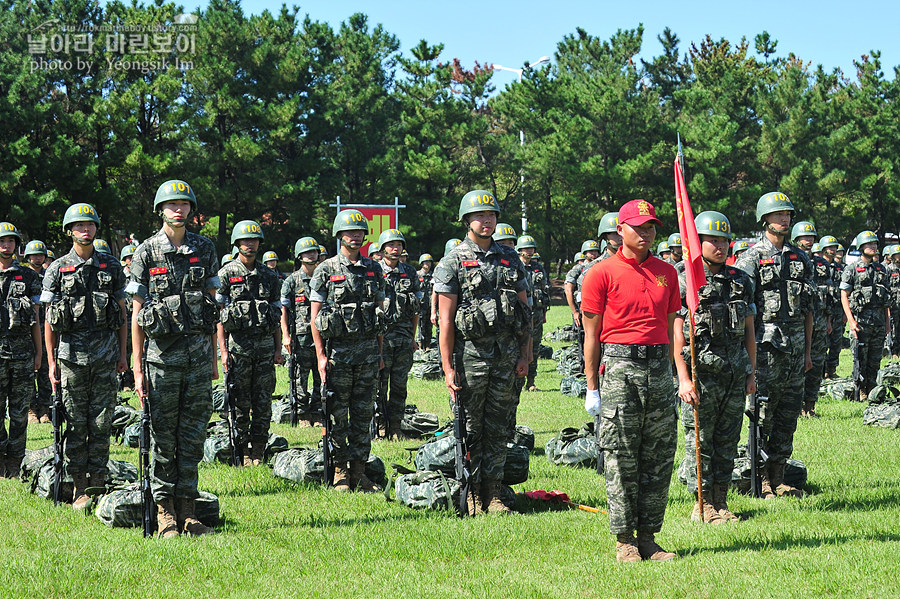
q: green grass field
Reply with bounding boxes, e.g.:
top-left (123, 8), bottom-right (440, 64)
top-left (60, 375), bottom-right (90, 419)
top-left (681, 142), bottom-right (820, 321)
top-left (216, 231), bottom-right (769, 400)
top-left (2, 305), bottom-right (898, 599)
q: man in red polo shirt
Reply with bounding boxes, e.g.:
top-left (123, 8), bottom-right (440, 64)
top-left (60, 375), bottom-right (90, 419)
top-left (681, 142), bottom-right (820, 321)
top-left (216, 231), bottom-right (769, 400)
top-left (582, 198), bottom-right (680, 563)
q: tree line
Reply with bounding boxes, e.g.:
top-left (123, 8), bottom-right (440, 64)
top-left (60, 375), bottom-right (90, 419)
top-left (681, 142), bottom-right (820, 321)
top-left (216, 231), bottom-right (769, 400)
top-left (2, 0), bottom-right (898, 269)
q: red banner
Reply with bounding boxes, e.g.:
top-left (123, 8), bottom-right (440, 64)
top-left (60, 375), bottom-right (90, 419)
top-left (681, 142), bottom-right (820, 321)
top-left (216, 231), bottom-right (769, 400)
top-left (675, 157), bottom-right (707, 313)
top-left (340, 208), bottom-right (396, 258)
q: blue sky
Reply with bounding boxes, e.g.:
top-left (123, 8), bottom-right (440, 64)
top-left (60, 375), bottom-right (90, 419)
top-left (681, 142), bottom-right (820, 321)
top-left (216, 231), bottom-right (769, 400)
top-left (183, 0), bottom-right (899, 89)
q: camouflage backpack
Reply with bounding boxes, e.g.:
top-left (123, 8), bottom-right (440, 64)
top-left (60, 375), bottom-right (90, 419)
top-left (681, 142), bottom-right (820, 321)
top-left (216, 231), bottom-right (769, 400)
top-left (510, 425), bottom-right (535, 451)
top-left (820, 377), bottom-right (855, 402)
top-left (554, 344), bottom-right (583, 376)
top-left (203, 430), bottom-right (288, 464)
top-left (22, 446), bottom-right (139, 503)
top-left (109, 404), bottom-right (141, 442)
top-left (560, 375), bottom-right (588, 398)
top-left (273, 448), bottom-right (386, 486)
top-left (122, 422), bottom-right (141, 448)
top-left (413, 434), bottom-right (530, 485)
top-left (411, 348), bottom-right (443, 380)
top-left (862, 403), bottom-right (900, 429)
top-left (720, 445), bottom-right (808, 494)
top-left (400, 404), bottom-right (441, 438)
top-left (876, 362), bottom-right (900, 387)
top-left (545, 423), bottom-right (600, 469)
top-left (545, 325), bottom-right (579, 342)
top-left (388, 469), bottom-right (518, 513)
top-left (537, 344), bottom-right (554, 359)
top-left (95, 486), bottom-right (220, 529)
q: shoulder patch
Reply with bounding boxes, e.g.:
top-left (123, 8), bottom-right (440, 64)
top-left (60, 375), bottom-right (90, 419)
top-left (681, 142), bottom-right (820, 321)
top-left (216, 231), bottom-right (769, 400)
top-left (760, 258), bottom-right (774, 265)
top-left (856, 267), bottom-right (866, 272)
top-left (189, 256), bottom-right (200, 263)
top-left (229, 276), bottom-right (244, 283)
top-left (500, 258), bottom-right (510, 266)
top-left (99, 263), bottom-right (107, 269)
top-left (149, 267), bottom-right (167, 275)
top-left (330, 275), bottom-right (346, 282)
top-left (462, 260), bottom-right (479, 267)
top-left (60, 265), bottom-right (76, 273)
top-left (788, 254), bottom-right (797, 259)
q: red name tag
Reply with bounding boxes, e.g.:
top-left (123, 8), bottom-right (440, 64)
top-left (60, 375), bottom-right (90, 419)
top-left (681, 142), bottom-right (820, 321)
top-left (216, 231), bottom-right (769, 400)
top-left (99, 263), bottom-right (107, 269)
top-left (366, 272), bottom-right (374, 276)
top-left (295, 295), bottom-right (306, 302)
top-left (60, 266), bottom-right (76, 273)
top-left (149, 267), bottom-right (167, 275)
top-left (500, 259), bottom-right (509, 265)
top-left (400, 273), bottom-right (407, 277)
top-left (462, 260), bottom-right (479, 267)
top-left (728, 269), bottom-right (736, 275)
top-left (190, 256), bottom-right (200, 263)
top-left (230, 276), bottom-right (244, 283)
top-left (759, 259), bottom-right (774, 265)
top-left (788, 254), bottom-right (797, 259)
top-left (330, 275), bottom-right (345, 282)
top-left (14, 275), bottom-right (22, 280)
top-left (857, 267), bottom-right (866, 272)
top-left (892, 273), bottom-right (898, 277)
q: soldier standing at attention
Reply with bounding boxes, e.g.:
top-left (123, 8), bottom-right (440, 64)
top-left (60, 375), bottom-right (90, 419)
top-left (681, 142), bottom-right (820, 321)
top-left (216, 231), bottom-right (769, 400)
top-left (735, 192), bottom-right (814, 500)
top-left (43, 206), bottom-right (128, 509)
top-left (673, 211), bottom-right (756, 524)
top-left (791, 222), bottom-right (830, 418)
top-left (415, 253), bottom-right (435, 350)
top-left (840, 231), bottom-right (890, 402)
top-left (657, 242), bottom-right (671, 261)
top-left (375, 229), bottom-right (420, 439)
top-left (281, 237), bottom-right (322, 427)
top-left (119, 244), bottom-right (138, 390)
top-left (217, 221), bottom-right (284, 465)
top-left (818, 236), bottom-right (845, 378)
top-left (564, 240), bottom-right (600, 328)
top-left (129, 180), bottom-right (220, 537)
top-left (23, 240), bottom-right (52, 424)
top-left (517, 235), bottom-right (550, 392)
top-left (0, 223), bottom-right (42, 479)
top-left (881, 245), bottom-right (900, 359)
top-left (665, 233), bottom-right (683, 267)
top-left (732, 241), bottom-right (750, 261)
top-left (581, 199), bottom-right (680, 562)
top-left (309, 209), bottom-right (385, 493)
top-left (429, 239), bottom-right (462, 343)
top-left (263, 251), bottom-right (285, 280)
top-left (434, 190), bottom-right (531, 514)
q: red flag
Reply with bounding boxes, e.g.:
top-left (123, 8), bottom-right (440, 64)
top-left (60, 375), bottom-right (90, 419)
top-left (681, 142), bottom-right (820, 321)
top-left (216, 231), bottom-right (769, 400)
top-left (675, 154), bottom-right (707, 313)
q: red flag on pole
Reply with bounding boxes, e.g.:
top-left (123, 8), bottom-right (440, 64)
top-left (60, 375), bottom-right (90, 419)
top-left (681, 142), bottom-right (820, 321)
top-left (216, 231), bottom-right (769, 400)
top-left (674, 147), bottom-right (707, 314)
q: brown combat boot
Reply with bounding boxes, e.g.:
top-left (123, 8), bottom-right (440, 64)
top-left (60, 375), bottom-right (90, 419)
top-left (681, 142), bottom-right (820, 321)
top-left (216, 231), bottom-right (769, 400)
top-left (712, 483), bottom-right (739, 522)
top-left (690, 491), bottom-right (726, 524)
top-left (39, 410), bottom-right (51, 424)
top-left (615, 533), bottom-right (642, 563)
top-left (770, 462), bottom-right (803, 498)
top-left (332, 462), bottom-right (351, 492)
top-left (464, 486), bottom-right (484, 516)
top-left (72, 473), bottom-right (91, 512)
top-left (157, 498), bottom-right (179, 538)
top-left (526, 378), bottom-right (538, 392)
top-left (349, 460), bottom-right (382, 493)
top-left (249, 438), bottom-right (266, 466)
top-left (801, 400), bottom-right (819, 418)
top-left (760, 464), bottom-right (776, 500)
top-left (636, 532), bottom-right (677, 561)
top-left (179, 498), bottom-right (215, 536)
top-left (482, 479), bottom-right (511, 514)
top-left (28, 410), bottom-right (40, 425)
top-left (387, 419), bottom-right (402, 441)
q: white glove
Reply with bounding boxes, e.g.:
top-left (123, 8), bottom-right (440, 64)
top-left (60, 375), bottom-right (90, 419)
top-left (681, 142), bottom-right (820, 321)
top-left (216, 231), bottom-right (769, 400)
top-left (585, 388), bottom-right (602, 417)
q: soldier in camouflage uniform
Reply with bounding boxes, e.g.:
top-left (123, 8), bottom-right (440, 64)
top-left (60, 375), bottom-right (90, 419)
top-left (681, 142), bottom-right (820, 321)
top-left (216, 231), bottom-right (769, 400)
top-left (819, 236), bottom-right (845, 378)
top-left (0, 223), bottom-right (43, 479)
top-left (435, 190), bottom-right (531, 515)
top-left (375, 229), bottom-right (420, 439)
top-left (517, 235), bottom-right (550, 392)
top-left (666, 233), bottom-right (683, 267)
top-left (673, 211), bottom-right (756, 524)
top-left (281, 236), bottom-right (322, 426)
top-left (581, 199), bottom-right (680, 562)
top-left (309, 209), bottom-right (385, 493)
top-left (416, 253), bottom-right (434, 350)
top-left (575, 213), bottom-right (622, 303)
top-left (657, 241), bottom-right (671, 261)
top-left (119, 244), bottom-right (138, 391)
top-left (732, 240), bottom-right (750, 261)
top-left (883, 245), bottom-right (900, 359)
top-left (129, 180), bottom-right (220, 537)
top-left (263, 250), bottom-right (285, 280)
top-left (735, 192), bottom-right (814, 500)
top-left (840, 231), bottom-right (890, 402)
top-left (23, 240), bottom-right (52, 424)
top-left (429, 239), bottom-right (462, 346)
top-left (216, 220), bottom-right (284, 465)
top-left (564, 240), bottom-right (600, 328)
top-left (791, 222), bottom-right (830, 418)
top-left (43, 205), bottom-right (128, 510)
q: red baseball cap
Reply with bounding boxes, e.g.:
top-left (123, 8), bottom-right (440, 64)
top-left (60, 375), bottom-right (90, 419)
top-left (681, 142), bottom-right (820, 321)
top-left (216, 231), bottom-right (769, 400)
top-left (618, 199), bottom-right (662, 227)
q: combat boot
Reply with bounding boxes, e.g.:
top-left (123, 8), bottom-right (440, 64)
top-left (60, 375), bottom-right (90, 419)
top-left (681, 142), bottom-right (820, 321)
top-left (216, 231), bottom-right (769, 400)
top-left (482, 479), bottom-right (511, 514)
top-left (760, 464), bottom-right (776, 500)
top-left (72, 473), bottom-right (91, 512)
top-left (349, 460), bottom-right (382, 493)
top-left (179, 498), bottom-right (215, 536)
top-left (387, 418), bottom-right (402, 441)
top-left (332, 462), bottom-right (351, 492)
top-left (249, 437), bottom-right (266, 466)
top-left (526, 377), bottom-right (538, 392)
top-left (463, 486), bottom-right (484, 516)
top-left (712, 483), bottom-right (739, 522)
top-left (690, 492), bottom-right (726, 524)
top-left (770, 462), bottom-right (803, 498)
top-left (636, 532), bottom-right (677, 561)
top-left (801, 400), bottom-right (819, 418)
top-left (376, 419), bottom-right (387, 439)
top-left (28, 409), bottom-right (40, 425)
top-left (157, 498), bottom-right (179, 538)
top-left (39, 410), bottom-right (51, 424)
top-left (615, 533), bottom-right (642, 563)
top-left (4, 456), bottom-right (21, 480)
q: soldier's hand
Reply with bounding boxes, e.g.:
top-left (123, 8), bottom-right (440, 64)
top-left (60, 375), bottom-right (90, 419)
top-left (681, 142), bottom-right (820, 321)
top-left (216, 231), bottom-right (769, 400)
top-left (220, 350), bottom-right (230, 373)
top-left (412, 339), bottom-right (419, 351)
top-left (746, 372), bottom-right (757, 395)
top-left (444, 368), bottom-right (461, 392)
top-left (515, 357), bottom-right (529, 378)
top-left (283, 340), bottom-right (291, 355)
top-left (34, 355), bottom-right (41, 372)
top-left (317, 354), bottom-right (328, 384)
top-left (116, 359), bottom-right (128, 374)
top-left (804, 353), bottom-right (813, 372)
top-left (573, 311), bottom-right (582, 327)
top-left (678, 377), bottom-right (698, 405)
top-left (274, 354), bottom-right (285, 366)
top-left (849, 319), bottom-right (860, 335)
top-left (134, 368), bottom-right (145, 403)
top-left (48, 361), bottom-right (59, 387)
top-left (430, 311), bottom-right (438, 326)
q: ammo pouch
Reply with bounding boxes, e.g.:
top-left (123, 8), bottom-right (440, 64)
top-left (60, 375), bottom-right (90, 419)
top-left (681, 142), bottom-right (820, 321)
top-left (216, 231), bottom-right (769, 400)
top-left (220, 299), bottom-right (278, 333)
top-left (314, 303), bottom-right (344, 339)
top-left (92, 291), bottom-right (124, 330)
top-left (47, 296), bottom-right (89, 333)
top-left (137, 292), bottom-right (218, 339)
top-left (294, 303), bottom-right (311, 336)
top-left (454, 301), bottom-right (490, 340)
top-left (7, 287), bottom-right (36, 333)
top-left (603, 343), bottom-right (667, 360)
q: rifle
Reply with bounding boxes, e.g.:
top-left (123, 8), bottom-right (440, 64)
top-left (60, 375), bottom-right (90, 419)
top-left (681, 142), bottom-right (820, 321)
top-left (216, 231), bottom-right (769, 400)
top-left (288, 309), bottom-right (299, 427)
top-left (450, 372), bottom-right (473, 516)
top-left (321, 340), bottom-right (334, 486)
top-left (745, 392), bottom-right (768, 498)
top-left (224, 354), bottom-right (243, 467)
top-left (851, 335), bottom-right (863, 402)
top-left (50, 352), bottom-right (64, 507)
top-left (138, 353), bottom-right (153, 538)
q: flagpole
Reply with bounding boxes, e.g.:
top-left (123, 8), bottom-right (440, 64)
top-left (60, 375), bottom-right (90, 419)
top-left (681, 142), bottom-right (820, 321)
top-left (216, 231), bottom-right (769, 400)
top-left (677, 134), bottom-right (705, 521)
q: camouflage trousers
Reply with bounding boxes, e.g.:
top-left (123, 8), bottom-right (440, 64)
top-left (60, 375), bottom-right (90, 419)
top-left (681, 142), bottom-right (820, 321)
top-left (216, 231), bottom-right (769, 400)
top-left (145, 360), bottom-right (213, 501)
top-left (31, 342), bottom-right (51, 413)
top-left (326, 358), bottom-right (377, 463)
top-left (0, 357), bottom-right (33, 473)
top-left (598, 353), bottom-right (677, 535)
top-left (455, 339), bottom-right (518, 483)
top-left (825, 312), bottom-right (845, 375)
top-left (681, 360), bottom-right (746, 493)
top-left (59, 358), bottom-right (116, 477)
top-left (292, 342), bottom-right (321, 416)
top-left (417, 309), bottom-right (433, 349)
top-left (757, 342), bottom-right (804, 465)
top-left (891, 308), bottom-right (900, 356)
top-left (377, 334), bottom-right (414, 423)
top-left (852, 325), bottom-right (886, 396)
top-left (803, 318), bottom-right (829, 404)
top-left (231, 352), bottom-right (276, 451)
top-left (527, 319), bottom-right (544, 380)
